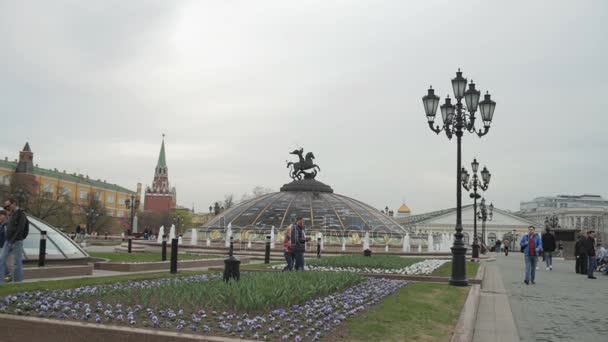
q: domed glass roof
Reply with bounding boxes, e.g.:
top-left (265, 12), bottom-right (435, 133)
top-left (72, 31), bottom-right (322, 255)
top-left (22, 215), bottom-right (88, 260)
top-left (204, 180), bottom-right (409, 234)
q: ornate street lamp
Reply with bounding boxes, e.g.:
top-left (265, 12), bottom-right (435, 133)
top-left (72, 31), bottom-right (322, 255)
top-left (125, 195), bottom-right (140, 236)
top-left (478, 198), bottom-right (494, 248)
top-left (462, 159), bottom-right (491, 260)
top-left (422, 69), bottom-right (496, 286)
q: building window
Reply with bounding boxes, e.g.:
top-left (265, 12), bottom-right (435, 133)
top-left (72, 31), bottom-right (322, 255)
top-left (79, 190), bottom-right (88, 200)
top-left (94, 192), bottom-right (101, 200)
top-left (43, 183), bottom-right (54, 193)
top-left (117, 210), bottom-right (124, 218)
top-left (1, 175), bottom-right (10, 186)
top-left (62, 186), bottom-right (71, 196)
top-left (118, 197), bottom-right (125, 205)
top-left (107, 194), bottom-right (115, 204)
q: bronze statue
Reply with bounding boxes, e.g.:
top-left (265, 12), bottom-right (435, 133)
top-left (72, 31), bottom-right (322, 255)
top-left (286, 148), bottom-right (321, 180)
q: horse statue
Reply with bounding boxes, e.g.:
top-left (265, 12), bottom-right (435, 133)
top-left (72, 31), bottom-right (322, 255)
top-left (286, 148), bottom-right (321, 180)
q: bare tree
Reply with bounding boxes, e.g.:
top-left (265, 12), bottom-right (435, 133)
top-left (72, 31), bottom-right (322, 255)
top-left (80, 192), bottom-right (111, 233)
top-left (0, 175), bottom-right (74, 227)
top-left (223, 194), bottom-right (235, 210)
top-left (240, 186), bottom-right (274, 202)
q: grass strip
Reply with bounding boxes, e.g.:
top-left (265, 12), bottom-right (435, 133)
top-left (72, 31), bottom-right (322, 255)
top-left (432, 261), bottom-right (480, 278)
top-left (88, 252), bottom-right (221, 263)
top-left (332, 282), bottom-right (469, 341)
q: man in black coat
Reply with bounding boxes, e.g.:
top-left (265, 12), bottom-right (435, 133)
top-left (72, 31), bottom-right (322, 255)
top-left (541, 228), bottom-right (556, 271)
top-left (0, 198), bottom-right (28, 283)
top-left (575, 234), bottom-right (587, 274)
top-left (582, 231), bottom-right (597, 279)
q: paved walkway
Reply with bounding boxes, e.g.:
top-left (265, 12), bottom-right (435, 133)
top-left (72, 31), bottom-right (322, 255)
top-left (495, 253), bottom-right (608, 341)
top-left (473, 259), bottom-right (520, 342)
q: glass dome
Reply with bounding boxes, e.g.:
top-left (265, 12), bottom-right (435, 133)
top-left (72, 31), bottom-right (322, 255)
top-left (22, 215), bottom-right (88, 260)
top-left (204, 180), bottom-right (409, 235)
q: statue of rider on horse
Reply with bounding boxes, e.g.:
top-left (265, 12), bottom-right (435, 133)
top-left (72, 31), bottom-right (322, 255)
top-left (286, 148), bottom-right (321, 180)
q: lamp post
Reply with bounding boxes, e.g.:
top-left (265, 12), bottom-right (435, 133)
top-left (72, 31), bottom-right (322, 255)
top-left (461, 159), bottom-right (491, 260)
top-left (478, 198), bottom-right (494, 250)
top-left (422, 69), bottom-right (496, 286)
top-left (125, 195), bottom-right (140, 236)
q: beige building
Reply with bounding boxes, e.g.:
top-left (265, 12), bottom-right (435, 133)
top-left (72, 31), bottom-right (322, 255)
top-left (0, 143), bottom-right (137, 219)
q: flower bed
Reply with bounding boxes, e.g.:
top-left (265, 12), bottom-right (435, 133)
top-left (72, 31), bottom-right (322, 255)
top-left (271, 258), bottom-right (449, 275)
top-left (0, 272), bottom-right (408, 341)
top-left (307, 255), bottom-right (424, 269)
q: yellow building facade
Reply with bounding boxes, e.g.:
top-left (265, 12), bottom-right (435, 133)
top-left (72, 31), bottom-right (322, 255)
top-left (0, 143), bottom-right (137, 219)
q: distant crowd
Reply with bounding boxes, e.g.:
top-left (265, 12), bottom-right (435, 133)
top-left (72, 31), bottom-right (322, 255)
top-left (513, 226), bottom-right (606, 285)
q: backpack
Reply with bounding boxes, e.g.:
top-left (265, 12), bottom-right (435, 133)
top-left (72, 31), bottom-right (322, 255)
top-left (289, 225), bottom-right (303, 250)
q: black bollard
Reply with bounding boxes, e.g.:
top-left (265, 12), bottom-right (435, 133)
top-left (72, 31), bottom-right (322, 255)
top-left (317, 237), bottom-right (321, 258)
top-left (128, 237), bottom-right (132, 253)
top-left (104, 231), bottom-right (108, 240)
top-left (38, 231), bottom-right (47, 267)
top-left (264, 235), bottom-right (271, 264)
top-left (229, 236), bottom-right (234, 256)
top-left (170, 238), bottom-right (178, 274)
top-left (161, 234), bottom-right (168, 261)
top-left (223, 236), bottom-right (240, 282)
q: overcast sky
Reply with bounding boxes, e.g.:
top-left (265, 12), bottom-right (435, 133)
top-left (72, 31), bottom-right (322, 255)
top-left (1, 0), bottom-right (607, 214)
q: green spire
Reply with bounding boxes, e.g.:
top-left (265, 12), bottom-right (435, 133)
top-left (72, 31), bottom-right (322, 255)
top-left (157, 137), bottom-right (167, 168)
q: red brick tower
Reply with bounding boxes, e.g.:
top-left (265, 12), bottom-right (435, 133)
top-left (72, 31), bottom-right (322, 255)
top-left (144, 137), bottom-right (176, 212)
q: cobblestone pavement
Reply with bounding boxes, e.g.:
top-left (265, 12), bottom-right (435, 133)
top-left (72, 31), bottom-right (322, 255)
top-left (496, 254), bottom-right (608, 341)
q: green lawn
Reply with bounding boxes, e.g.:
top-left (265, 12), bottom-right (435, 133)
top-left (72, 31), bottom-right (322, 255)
top-left (88, 252), bottom-right (221, 263)
top-left (432, 261), bottom-right (481, 278)
top-left (307, 255), bottom-right (424, 269)
top-left (0, 270), bottom-right (212, 296)
top-left (331, 282), bottom-right (469, 341)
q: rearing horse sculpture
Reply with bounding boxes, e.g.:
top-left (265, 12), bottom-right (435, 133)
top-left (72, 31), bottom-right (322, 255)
top-left (286, 148), bottom-right (321, 180)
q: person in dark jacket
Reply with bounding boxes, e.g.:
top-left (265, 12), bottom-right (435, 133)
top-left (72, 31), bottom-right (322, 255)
top-left (541, 228), bottom-right (557, 271)
top-left (0, 198), bottom-right (28, 283)
top-left (582, 231), bottom-right (597, 279)
top-left (290, 217), bottom-right (308, 271)
top-left (575, 234), bottom-right (587, 274)
top-left (0, 210), bottom-right (9, 281)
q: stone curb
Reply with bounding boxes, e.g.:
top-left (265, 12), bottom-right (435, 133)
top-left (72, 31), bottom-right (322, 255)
top-left (450, 284), bottom-right (481, 342)
top-left (23, 264), bottom-right (94, 280)
top-left (0, 313), bottom-right (254, 342)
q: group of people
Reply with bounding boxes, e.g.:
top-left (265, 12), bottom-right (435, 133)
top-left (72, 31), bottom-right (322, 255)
top-left (282, 216), bottom-right (309, 271)
top-left (575, 230), bottom-right (607, 277)
top-left (519, 225), bottom-right (605, 284)
top-left (0, 198), bottom-right (28, 284)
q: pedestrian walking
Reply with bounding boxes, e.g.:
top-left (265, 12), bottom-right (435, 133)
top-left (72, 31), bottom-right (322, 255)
top-left (282, 226), bottom-right (295, 271)
top-left (0, 198), bottom-right (29, 284)
top-left (575, 233), bottom-right (588, 274)
top-left (503, 239), bottom-right (509, 256)
top-left (495, 239), bottom-right (502, 254)
top-left (582, 231), bottom-right (597, 279)
top-left (0, 210), bottom-right (13, 282)
top-left (520, 226), bottom-right (542, 285)
top-left (541, 227), bottom-right (556, 271)
top-left (290, 216), bottom-right (308, 271)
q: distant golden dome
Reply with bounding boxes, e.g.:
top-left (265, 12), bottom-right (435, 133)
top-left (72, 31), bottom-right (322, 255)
top-left (398, 203), bottom-right (411, 213)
